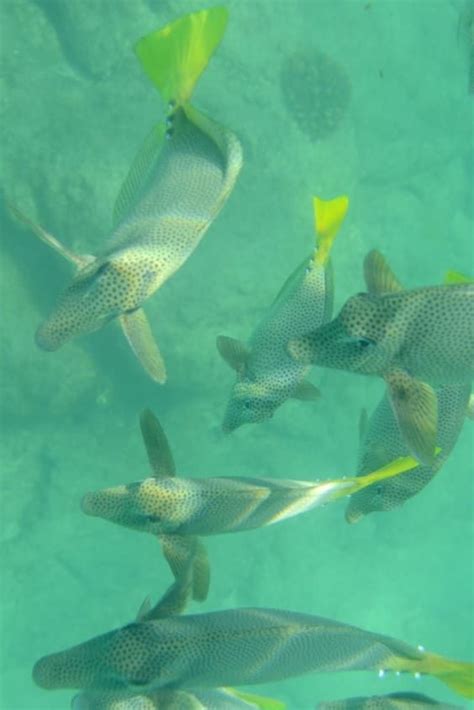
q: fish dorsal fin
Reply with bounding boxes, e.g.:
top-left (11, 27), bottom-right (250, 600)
top-left (312, 194), bottom-right (349, 267)
top-left (291, 380), bottom-right (320, 401)
top-left (134, 7), bottom-right (228, 106)
top-left (113, 123), bottom-right (166, 228)
top-left (358, 408), bottom-right (369, 443)
top-left (139, 571), bottom-right (193, 621)
top-left (8, 202), bottom-right (93, 270)
top-left (119, 309), bottom-right (167, 384)
top-left (136, 595), bottom-right (152, 621)
top-left (216, 335), bottom-right (249, 373)
top-left (385, 369), bottom-right (438, 465)
top-left (139, 409), bottom-right (176, 477)
top-left (444, 269), bottom-right (474, 284)
top-left (363, 250), bottom-right (403, 295)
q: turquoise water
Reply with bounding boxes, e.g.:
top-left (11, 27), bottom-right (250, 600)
top-left (0, 1), bottom-right (473, 708)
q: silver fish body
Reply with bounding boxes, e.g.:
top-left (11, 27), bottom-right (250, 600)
top-left (33, 607), bottom-right (426, 692)
top-left (81, 475), bottom-right (343, 537)
top-left (292, 284), bottom-right (474, 385)
top-left (37, 108), bottom-right (242, 352)
top-left (346, 383), bottom-right (472, 521)
top-left (220, 255), bottom-right (331, 431)
top-left (317, 691), bottom-right (461, 709)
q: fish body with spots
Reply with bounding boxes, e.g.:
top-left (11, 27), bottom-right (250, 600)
top-left (289, 251), bottom-right (474, 464)
top-left (12, 8), bottom-right (242, 382)
top-left (33, 608), bottom-right (473, 698)
top-left (217, 196), bottom-right (348, 431)
top-left (82, 441), bottom-right (418, 537)
top-left (317, 691), bottom-right (461, 709)
top-left (346, 383), bottom-right (472, 522)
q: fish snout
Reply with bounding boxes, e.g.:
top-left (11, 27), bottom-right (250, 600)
top-left (33, 654), bottom-right (67, 689)
top-left (81, 492), bottom-right (102, 517)
top-left (35, 321), bottom-right (63, 351)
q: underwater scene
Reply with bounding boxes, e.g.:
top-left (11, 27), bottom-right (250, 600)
top-left (1, 0), bottom-right (473, 708)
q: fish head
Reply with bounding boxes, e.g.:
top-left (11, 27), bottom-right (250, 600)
top-left (81, 479), bottom-right (191, 535)
top-left (222, 379), bottom-right (281, 432)
top-left (290, 293), bottom-right (394, 375)
top-left (33, 623), bottom-right (169, 692)
top-left (346, 443), bottom-right (414, 522)
top-left (36, 250), bottom-right (159, 350)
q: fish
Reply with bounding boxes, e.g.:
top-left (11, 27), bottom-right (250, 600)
top-left (81, 410), bottom-right (419, 540)
top-left (72, 687), bottom-right (284, 709)
top-left (317, 691), bottom-right (462, 709)
top-left (126, 409), bottom-right (210, 607)
top-left (10, 7), bottom-right (242, 383)
top-left (345, 261), bottom-right (473, 521)
top-left (288, 250), bottom-right (474, 464)
top-left (345, 382), bottom-right (472, 522)
top-left (32, 607), bottom-right (473, 699)
top-left (217, 195), bottom-right (348, 431)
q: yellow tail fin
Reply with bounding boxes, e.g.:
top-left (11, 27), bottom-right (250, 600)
top-left (387, 651), bottom-right (474, 700)
top-left (313, 195), bottom-right (349, 267)
top-left (226, 688), bottom-right (286, 709)
top-left (327, 455), bottom-right (420, 503)
top-left (134, 7), bottom-right (228, 106)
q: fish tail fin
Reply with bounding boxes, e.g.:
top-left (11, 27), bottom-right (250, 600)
top-left (335, 455), bottom-right (419, 500)
top-left (312, 195), bottom-right (349, 267)
top-left (444, 269), bottom-right (474, 284)
top-left (134, 7), bottom-right (228, 106)
top-left (412, 653), bottom-right (474, 700)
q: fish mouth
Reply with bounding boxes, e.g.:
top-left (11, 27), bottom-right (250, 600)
top-left (345, 506), bottom-right (363, 524)
top-left (35, 323), bottom-right (62, 351)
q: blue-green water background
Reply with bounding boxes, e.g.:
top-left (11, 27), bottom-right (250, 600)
top-left (0, 1), bottom-right (473, 708)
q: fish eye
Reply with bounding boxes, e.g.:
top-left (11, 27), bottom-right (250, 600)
top-left (374, 484), bottom-right (383, 496)
top-left (357, 337), bottom-right (376, 349)
top-left (244, 400), bottom-right (252, 410)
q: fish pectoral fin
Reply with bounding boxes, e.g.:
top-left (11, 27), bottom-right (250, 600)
top-left (8, 201), bottom-right (92, 270)
top-left (363, 250), bottom-right (403, 295)
top-left (216, 335), bottom-right (250, 373)
top-left (290, 380), bottom-right (321, 401)
top-left (119, 308), bottom-right (167, 384)
top-left (139, 409), bottom-right (176, 477)
top-left (160, 534), bottom-right (210, 603)
top-left (385, 369), bottom-right (438, 465)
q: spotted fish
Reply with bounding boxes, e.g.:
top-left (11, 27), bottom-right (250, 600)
top-left (11, 7), bottom-right (242, 382)
top-left (217, 195), bottom-right (348, 431)
top-left (82, 410), bottom-right (419, 541)
top-left (33, 607), bottom-right (473, 699)
top-left (289, 250), bottom-right (474, 464)
top-left (317, 691), bottom-right (461, 709)
top-left (72, 687), bottom-right (284, 710)
top-left (346, 384), bottom-right (472, 522)
top-left (345, 262), bottom-right (473, 521)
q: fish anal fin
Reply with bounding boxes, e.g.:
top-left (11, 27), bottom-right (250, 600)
top-left (291, 380), bottom-right (320, 401)
top-left (364, 250), bottom-right (403, 295)
top-left (8, 202), bottom-right (92, 270)
top-left (139, 409), bottom-right (176, 477)
top-left (385, 369), bottom-right (438, 465)
top-left (119, 308), bottom-right (166, 384)
top-left (216, 335), bottom-right (249, 373)
top-left (312, 194), bottom-right (349, 267)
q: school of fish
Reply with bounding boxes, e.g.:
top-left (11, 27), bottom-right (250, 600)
top-left (7, 5), bottom-right (472, 710)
